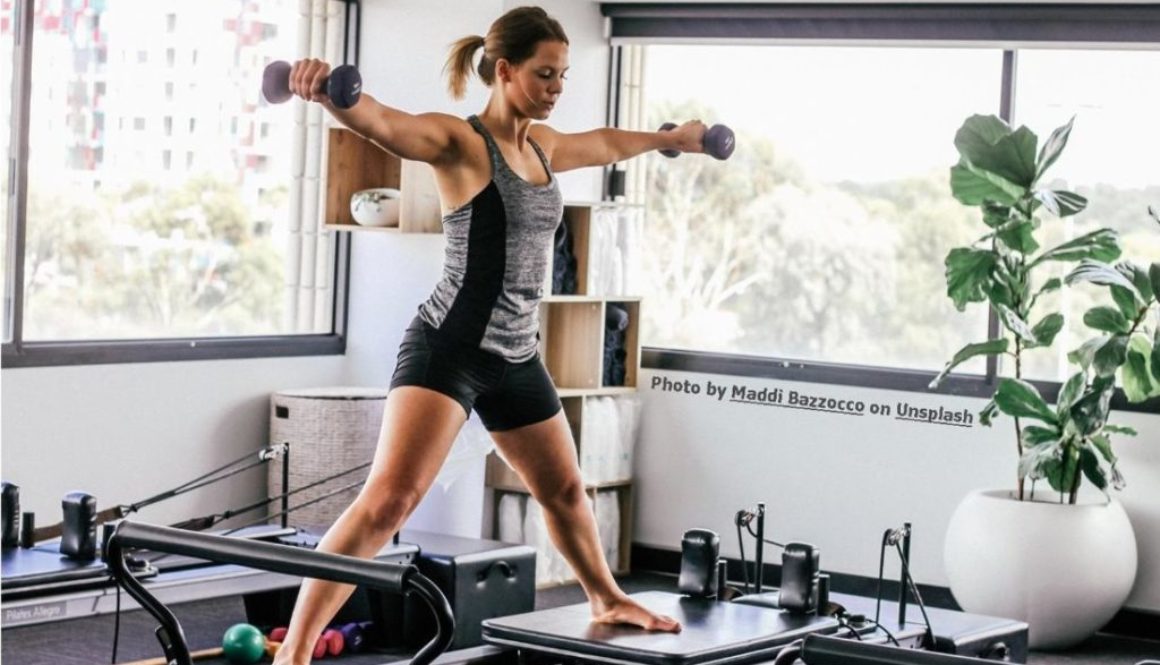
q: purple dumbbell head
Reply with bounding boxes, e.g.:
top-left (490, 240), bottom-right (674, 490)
top-left (262, 60), bottom-right (293, 104)
top-left (704, 124), bottom-right (735, 160)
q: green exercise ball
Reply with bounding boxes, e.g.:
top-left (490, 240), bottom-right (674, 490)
top-left (222, 623), bottom-right (266, 664)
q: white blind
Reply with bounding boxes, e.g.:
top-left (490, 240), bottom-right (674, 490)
top-left (286, 0), bottom-right (344, 333)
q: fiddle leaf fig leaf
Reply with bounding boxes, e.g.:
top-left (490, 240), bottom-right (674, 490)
top-left (1029, 313), bottom-right (1064, 348)
top-left (1022, 425), bottom-right (1061, 447)
top-left (1035, 116), bottom-right (1074, 182)
top-left (1103, 424), bottom-right (1138, 437)
top-left (1066, 260), bottom-right (1142, 301)
top-left (979, 399), bottom-right (1000, 427)
top-left (982, 203), bottom-right (1013, 229)
top-left (1111, 285), bottom-right (1142, 321)
top-left (945, 248), bottom-right (997, 311)
top-left (1123, 334), bottom-right (1160, 403)
top-left (1070, 376), bottom-right (1115, 436)
top-left (1034, 230), bottom-right (1121, 267)
top-left (1118, 262), bottom-right (1154, 303)
top-left (929, 338), bottom-right (1009, 389)
top-left (994, 378), bottom-right (1058, 425)
top-left (1069, 336), bottom-right (1107, 371)
top-left (1091, 434), bottom-right (1116, 464)
top-left (1084, 306), bottom-right (1131, 334)
top-left (996, 220), bottom-right (1039, 254)
top-left (1153, 327), bottom-right (1160, 383)
top-left (1019, 443), bottom-right (1058, 480)
top-left (996, 304), bottom-right (1038, 344)
top-left (1056, 371), bottom-right (1086, 415)
top-left (1034, 189), bottom-right (1088, 218)
top-left (951, 161), bottom-right (1024, 206)
top-left (1080, 446), bottom-right (1108, 492)
top-left (1094, 335), bottom-right (1130, 378)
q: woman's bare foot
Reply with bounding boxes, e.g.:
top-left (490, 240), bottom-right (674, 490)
top-left (592, 594), bottom-right (682, 632)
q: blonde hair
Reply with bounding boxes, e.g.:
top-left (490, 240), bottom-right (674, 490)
top-left (444, 6), bottom-right (569, 100)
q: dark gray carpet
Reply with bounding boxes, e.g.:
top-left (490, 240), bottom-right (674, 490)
top-left (3, 572), bottom-right (1156, 664)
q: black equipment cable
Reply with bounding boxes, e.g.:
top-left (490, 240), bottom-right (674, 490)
top-left (168, 459), bottom-right (371, 531)
top-left (746, 521), bottom-right (786, 549)
top-left (735, 520), bottom-right (751, 594)
top-left (894, 540), bottom-right (935, 649)
top-left (110, 578), bottom-right (122, 663)
top-left (144, 479), bottom-right (365, 565)
top-left (129, 444), bottom-right (285, 513)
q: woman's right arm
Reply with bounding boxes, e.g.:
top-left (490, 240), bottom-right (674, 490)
top-left (290, 59), bottom-right (462, 166)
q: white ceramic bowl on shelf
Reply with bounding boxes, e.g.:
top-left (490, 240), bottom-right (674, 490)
top-left (350, 187), bottom-right (401, 227)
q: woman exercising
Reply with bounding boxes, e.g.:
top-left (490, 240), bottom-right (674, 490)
top-left (275, 7), bottom-right (711, 662)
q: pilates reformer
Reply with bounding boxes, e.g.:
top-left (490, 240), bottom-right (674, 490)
top-left (102, 518), bottom-right (1028, 665)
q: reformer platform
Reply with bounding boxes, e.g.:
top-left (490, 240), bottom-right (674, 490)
top-left (483, 591), bottom-right (840, 665)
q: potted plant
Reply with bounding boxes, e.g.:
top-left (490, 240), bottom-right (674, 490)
top-left (930, 114), bottom-right (1159, 649)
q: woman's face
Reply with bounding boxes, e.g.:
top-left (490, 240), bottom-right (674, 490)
top-left (504, 40), bottom-right (569, 119)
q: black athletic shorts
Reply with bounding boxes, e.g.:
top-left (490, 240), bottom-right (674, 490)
top-left (389, 316), bottom-right (563, 432)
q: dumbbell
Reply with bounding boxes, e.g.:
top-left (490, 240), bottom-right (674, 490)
top-left (658, 122), bottom-right (736, 160)
top-left (262, 60), bottom-right (362, 110)
top-left (270, 627), bottom-right (344, 659)
top-left (337, 621), bottom-right (370, 653)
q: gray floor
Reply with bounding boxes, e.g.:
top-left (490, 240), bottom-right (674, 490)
top-left (2, 572), bottom-right (1157, 664)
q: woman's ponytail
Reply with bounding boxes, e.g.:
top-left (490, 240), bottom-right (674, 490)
top-left (444, 35), bottom-right (486, 100)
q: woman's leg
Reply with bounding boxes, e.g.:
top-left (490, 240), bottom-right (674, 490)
top-left (490, 411), bottom-right (681, 633)
top-left (273, 386), bottom-right (468, 664)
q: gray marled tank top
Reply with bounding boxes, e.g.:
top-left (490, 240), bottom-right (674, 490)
top-left (417, 115), bottom-right (564, 362)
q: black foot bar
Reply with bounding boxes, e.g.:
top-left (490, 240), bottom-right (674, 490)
top-left (105, 520), bottom-right (455, 665)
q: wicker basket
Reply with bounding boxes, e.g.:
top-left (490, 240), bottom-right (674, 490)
top-left (267, 387), bottom-right (389, 530)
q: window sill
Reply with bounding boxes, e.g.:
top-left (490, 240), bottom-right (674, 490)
top-left (642, 347), bottom-right (1160, 415)
top-left (2, 334), bottom-right (345, 368)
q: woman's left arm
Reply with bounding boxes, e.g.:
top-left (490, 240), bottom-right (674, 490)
top-left (531, 121), bottom-right (705, 173)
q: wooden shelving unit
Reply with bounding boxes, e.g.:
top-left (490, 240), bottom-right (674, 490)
top-left (323, 127), bottom-right (441, 234)
top-left (484, 201), bottom-right (644, 582)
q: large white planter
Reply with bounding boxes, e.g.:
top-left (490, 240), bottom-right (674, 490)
top-left (944, 489), bottom-right (1137, 650)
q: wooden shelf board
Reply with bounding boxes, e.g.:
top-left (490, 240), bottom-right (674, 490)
top-left (543, 295), bottom-right (643, 303)
top-left (324, 223), bottom-right (402, 233)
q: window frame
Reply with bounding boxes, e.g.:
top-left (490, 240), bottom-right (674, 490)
top-left (2, 0), bottom-right (362, 368)
top-left (603, 2), bottom-right (1160, 415)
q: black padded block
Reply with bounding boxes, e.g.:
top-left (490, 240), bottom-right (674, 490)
top-left (482, 591), bottom-right (839, 665)
top-left (398, 530), bottom-right (536, 649)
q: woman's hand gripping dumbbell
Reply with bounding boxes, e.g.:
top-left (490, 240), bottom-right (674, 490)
top-left (658, 121), bottom-right (736, 160)
top-left (262, 59), bottom-right (362, 109)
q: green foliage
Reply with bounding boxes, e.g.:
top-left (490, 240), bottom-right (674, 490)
top-left (935, 114), bottom-right (1158, 503)
top-left (22, 175), bottom-right (283, 338)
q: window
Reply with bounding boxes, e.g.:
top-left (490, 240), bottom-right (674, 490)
top-left (1, 3), bottom-right (12, 338)
top-left (4, 0), bottom-right (352, 365)
top-left (627, 45), bottom-right (998, 372)
top-left (609, 4), bottom-right (1160, 402)
top-left (1012, 49), bottom-right (1160, 381)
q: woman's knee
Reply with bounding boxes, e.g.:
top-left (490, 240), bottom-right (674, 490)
top-left (358, 486), bottom-right (424, 533)
top-left (540, 477), bottom-right (589, 515)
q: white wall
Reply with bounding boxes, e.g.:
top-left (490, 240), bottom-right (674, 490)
top-left (1, 357), bottom-right (344, 527)
top-left (634, 368), bottom-right (1160, 611)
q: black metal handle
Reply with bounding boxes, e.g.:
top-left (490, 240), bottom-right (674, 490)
top-left (106, 520), bottom-right (455, 665)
